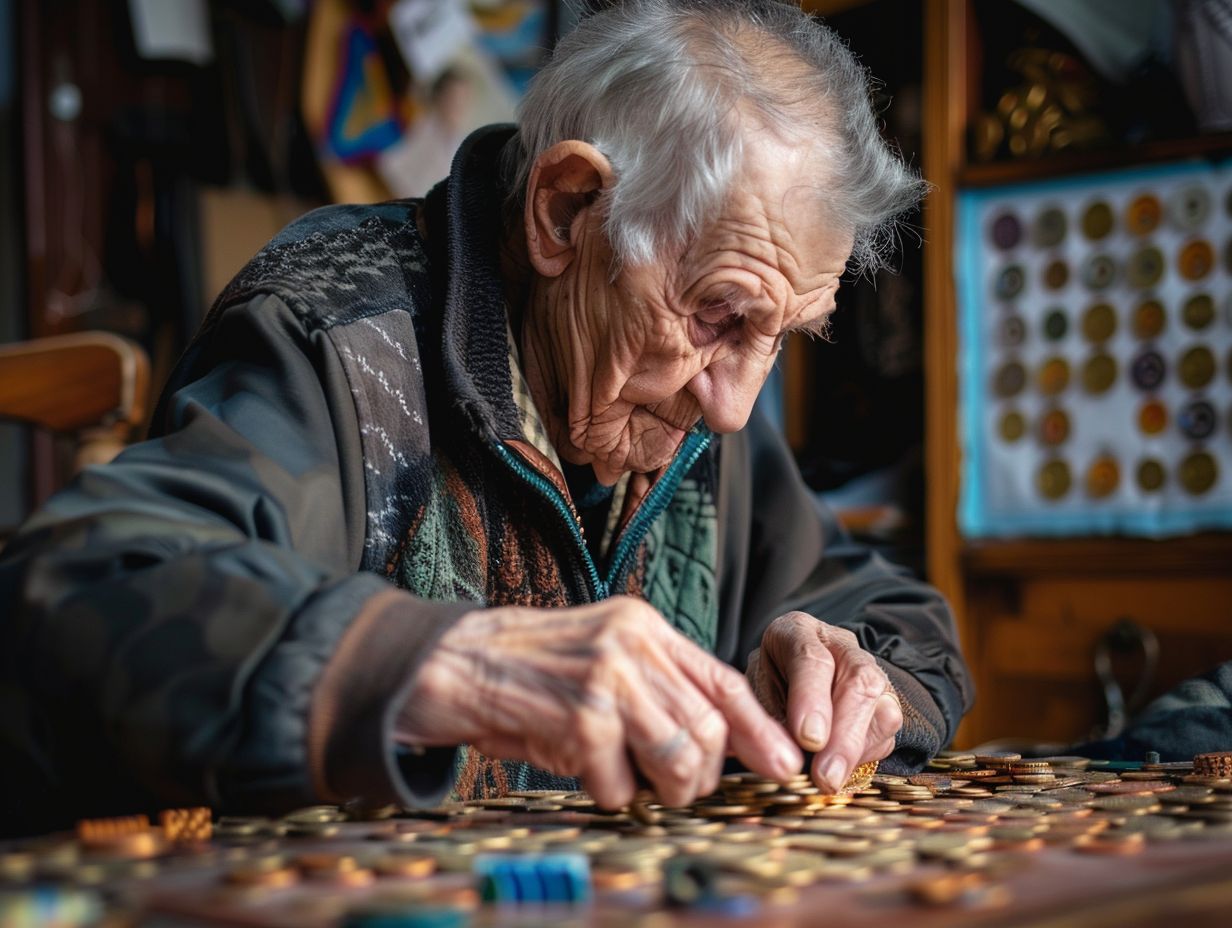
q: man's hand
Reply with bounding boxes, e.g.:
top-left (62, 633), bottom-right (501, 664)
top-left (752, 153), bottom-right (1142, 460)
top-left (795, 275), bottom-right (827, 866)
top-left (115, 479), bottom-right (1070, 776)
top-left (746, 612), bottom-right (903, 793)
top-left (398, 597), bottom-right (803, 809)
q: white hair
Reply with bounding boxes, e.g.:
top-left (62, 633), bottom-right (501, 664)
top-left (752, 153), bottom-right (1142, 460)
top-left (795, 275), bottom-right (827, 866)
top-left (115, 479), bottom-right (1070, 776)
top-left (504, 0), bottom-right (928, 275)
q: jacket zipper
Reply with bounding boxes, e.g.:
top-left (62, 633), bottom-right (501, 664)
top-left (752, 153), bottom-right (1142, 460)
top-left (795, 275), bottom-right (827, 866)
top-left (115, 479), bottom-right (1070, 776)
top-left (494, 427), bottom-right (712, 603)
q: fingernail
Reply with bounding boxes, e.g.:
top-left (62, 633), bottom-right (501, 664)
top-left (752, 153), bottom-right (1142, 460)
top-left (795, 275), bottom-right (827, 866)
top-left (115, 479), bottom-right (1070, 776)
top-left (800, 712), bottom-right (826, 748)
top-left (820, 757), bottom-right (845, 793)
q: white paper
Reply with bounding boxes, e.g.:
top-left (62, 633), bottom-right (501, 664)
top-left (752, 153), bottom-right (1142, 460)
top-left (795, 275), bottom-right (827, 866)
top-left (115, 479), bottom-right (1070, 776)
top-left (390, 0), bottom-right (475, 85)
top-left (128, 0), bottom-right (213, 66)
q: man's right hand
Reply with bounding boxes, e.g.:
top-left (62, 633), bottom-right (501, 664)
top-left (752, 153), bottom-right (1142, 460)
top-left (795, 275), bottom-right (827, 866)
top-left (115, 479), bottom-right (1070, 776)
top-left (397, 596), bottom-right (803, 809)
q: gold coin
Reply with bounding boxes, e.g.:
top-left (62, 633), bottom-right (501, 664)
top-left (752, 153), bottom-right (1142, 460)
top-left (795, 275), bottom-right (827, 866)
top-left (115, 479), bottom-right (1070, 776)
top-left (1037, 459), bottom-right (1072, 499)
top-left (1085, 456), bottom-right (1121, 499)
top-left (1178, 239), bottom-right (1215, 280)
top-left (998, 410), bottom-right (1026, 443)
top-left (1125, 194), bottom-right (1162, 236)
top-left (1081, 201), bottom-right (1114, 240)
top-left (1181, 293), bottom-right (1215, 330)
top-left (1082, 303), bottom-right (1117, 342)
top-left (1082, 353), bottom-right (1118, 394)
top-left (1132, 300), bottom-right (1166, 339)
top-left (1138, 400), bottom-right (1168, 435)
top-left (1178, 346), bottom-right (1216, 390)
top-left (1037, 356), bottom-right (1071, 395)
top-left (1179, 451), bottom-right (1218, 495)
top-left (1039, 407), bottom-right (1071, 446)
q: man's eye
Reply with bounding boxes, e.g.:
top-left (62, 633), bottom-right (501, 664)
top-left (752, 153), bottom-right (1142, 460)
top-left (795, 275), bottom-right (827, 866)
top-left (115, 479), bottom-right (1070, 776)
top-left (697, 299), bottom-right (734, 323)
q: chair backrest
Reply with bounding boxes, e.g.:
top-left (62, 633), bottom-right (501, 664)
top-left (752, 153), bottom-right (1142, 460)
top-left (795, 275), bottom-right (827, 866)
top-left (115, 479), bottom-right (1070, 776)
top-left (0, 331), bottom-right (150, 472)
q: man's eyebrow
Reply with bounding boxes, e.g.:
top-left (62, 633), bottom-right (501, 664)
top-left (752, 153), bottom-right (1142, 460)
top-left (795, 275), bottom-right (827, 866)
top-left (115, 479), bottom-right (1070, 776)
top-left (785, 309), bottom-right (835, 341)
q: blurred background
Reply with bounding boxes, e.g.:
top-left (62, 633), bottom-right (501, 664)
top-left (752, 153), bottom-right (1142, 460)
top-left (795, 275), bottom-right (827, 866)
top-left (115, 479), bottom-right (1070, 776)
top-left (0, 0), bottom-right (1229, 750)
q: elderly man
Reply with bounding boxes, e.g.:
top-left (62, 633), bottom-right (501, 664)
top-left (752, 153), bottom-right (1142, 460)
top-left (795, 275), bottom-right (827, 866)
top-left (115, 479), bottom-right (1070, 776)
top-left (0, 0), bottom-right (970, 834)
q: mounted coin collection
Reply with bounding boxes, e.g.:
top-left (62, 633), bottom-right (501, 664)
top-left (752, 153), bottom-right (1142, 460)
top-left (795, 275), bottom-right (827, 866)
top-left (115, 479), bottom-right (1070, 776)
top-left (956, 160), bottom-right (1232, 537)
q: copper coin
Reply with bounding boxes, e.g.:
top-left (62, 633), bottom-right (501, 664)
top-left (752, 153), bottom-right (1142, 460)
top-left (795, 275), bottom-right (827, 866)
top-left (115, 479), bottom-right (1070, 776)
top-left (1132, 300), bottom-right (1166, 339)
top-left (998, 410), bottom-right (1026, 443)
top-left (993, 360), bottom-right (1027, 398)
top-left (1042, 259), bottom-right (1070, 290)
top-left (1085, 455), bottom-right (1120, 499)
top-left (1131, 350), bottom-right (1166, 391)
top-left (1137, 399), bottom-right (1168, 435)
top-left (1126, 245), bottom-right (1164, 289)
top-left (1178, 239), bottom-right (1215, 280)
top-left (1082, 353), bottom-right (1118, 394)
top-left (1082, 254), bottom-right (1117, 290)
top-left (1082, 303), bottom-right (1117, 342)
top-left (991, 212), bottom-right (1022, 250)
top-left (1136, 458), bottom-right (1166, 492)
top-left (1081, 201), bottom-right (1114, 240)
top-left (996, 264), bottom-right (1026, 299)
top-left (1037, 459), bottom-right (1072, 499)
top-left (1039, 407), bottom-right (1071, 446)
top-left (1034, 207), bottom-right (1067, 247)
top-left (1001, 314), bottom-right (1027, 347)
top-left (1125, 194), bottom-right (1162, 236)
top-left (1181, 293), bottom-right (1215, 330)
top-left (1037, 356), bottom-right (1071, 395)
top-left (1043, 308), bottom-right (1068, 341)
top-left (1179, 451), bottom-right (1218, 495)
top-left (1179, 345), bottom-right (1216, 390)
top-left (1170, 185), bottom-right (1211, 230)
top-left (1178, 399), bottom-right (1216, 441)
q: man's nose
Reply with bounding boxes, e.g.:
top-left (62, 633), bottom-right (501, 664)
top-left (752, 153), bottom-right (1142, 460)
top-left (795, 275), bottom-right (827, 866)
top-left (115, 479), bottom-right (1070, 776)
top-left (687, 363), bottom-right (767, 434)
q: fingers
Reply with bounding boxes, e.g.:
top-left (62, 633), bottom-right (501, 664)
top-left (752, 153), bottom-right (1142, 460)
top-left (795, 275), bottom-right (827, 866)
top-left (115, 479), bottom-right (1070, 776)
top-left (811, 651), bottom-right (892, 793)
top-left (863, 691), bottom-right (904, 761)
top-left (766, 613), bottom-right (838, 752)
top-left (668, 632), bottom-right (802, 782)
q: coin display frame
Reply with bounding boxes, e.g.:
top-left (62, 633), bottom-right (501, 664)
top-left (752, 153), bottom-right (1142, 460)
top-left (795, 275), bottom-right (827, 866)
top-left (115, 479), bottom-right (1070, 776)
top-left (958, 159), bottom-right (1232, 537)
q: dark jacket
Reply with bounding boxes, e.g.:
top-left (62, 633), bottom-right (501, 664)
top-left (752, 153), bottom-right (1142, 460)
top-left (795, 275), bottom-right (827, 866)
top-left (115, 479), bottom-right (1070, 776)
top-left (0, 126), bottom-right (972, 835)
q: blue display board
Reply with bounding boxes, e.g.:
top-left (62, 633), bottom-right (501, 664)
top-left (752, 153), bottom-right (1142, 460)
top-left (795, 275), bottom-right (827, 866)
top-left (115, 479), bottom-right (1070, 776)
top-left (956, 159), bottom-right (1232, 538)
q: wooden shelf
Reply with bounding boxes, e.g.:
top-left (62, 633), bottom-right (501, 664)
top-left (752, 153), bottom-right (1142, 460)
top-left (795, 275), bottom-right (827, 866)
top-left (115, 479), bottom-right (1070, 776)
top-left (962, 533), bottom-right (1232, 577)
top-left (959, 132), bottom-right (1232, 188)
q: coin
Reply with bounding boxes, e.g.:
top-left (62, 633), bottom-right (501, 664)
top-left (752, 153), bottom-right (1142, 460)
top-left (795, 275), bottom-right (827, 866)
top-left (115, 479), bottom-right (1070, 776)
top-left (1170, 185), bottom-right (1211, 230)
top-left (1132, 300), bottom-right (1166, 339)
top-left (991, 212), bottom-right (1023, 250)
top-left (1033, 206), bottom-right (1067, 247)
top-left (1081, 201), bottom-right (1114, 240)
top-left (1178, 400), bottom-right (1216, 441)
top-left (1179, 450), bottom-right (1218, 495)
top-left (1138, 400), bottom-right (1168, 436)
top-left (1042, 259), bottom-right (1069, 290)
top-left (1037, 357), bottom-right (1071, 395)
top-left (1131, 350), bottom-right (1166, 392)
top-left (1043, 308), bottom-right (1068, 341)
top-left (1038, 407), bottom-right (1071, 446)
top-left (1085, 456), bottom-right (1120, 499)
top-left (998, 411), bottom-right (1026, 443)
top-left (996, 264), bottom-right (1026, 300)
top-left (1082, 353), bottom-right (1118, 394)
top-left (1178, 240), bottom-right (1215, 280)
top-left (1125, 194), bottom-right (1162, 236)
top-left (993, 360), bottom-right (1027, 398)
top-left (1001, 314), bottom-right (1027, 347)
top-left (1180, 293), bottom-right (1215, 332)
top-left (1178, 346), bottom-right (1216, 390)
top-left (1126, 246), bottom-right (1164, 289)
top-left (1082, 254), bottom-right (1117, 290)
top-left (1082, 303), bottom-right (1117, 342)
top-left (1038, 459), bottom-right (1072, 499)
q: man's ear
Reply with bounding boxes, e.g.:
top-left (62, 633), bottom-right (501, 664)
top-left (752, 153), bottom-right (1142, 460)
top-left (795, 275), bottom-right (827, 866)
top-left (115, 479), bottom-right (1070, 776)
top-left (524, 140), bottom-right (613, 278)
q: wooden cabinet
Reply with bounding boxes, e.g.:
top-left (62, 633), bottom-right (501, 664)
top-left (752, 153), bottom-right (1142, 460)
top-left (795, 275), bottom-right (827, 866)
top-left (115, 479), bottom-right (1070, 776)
top-left (921, 0), bottom-right (1232, 747)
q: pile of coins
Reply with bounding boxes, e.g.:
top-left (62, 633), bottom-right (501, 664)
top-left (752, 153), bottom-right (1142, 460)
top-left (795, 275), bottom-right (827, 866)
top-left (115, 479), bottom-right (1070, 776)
top-left (2, 751), bottom-right (1232, 925)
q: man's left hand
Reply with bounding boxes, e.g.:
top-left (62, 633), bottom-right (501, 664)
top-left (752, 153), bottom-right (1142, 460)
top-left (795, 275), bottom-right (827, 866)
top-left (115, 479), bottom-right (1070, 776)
top-left (746, 612), bottom-right (903, 793)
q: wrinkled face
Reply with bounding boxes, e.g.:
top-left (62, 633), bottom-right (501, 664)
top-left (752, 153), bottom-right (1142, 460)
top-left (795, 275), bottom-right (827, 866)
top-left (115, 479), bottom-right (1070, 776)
top-left (524, 133), bottom-right (854, 486)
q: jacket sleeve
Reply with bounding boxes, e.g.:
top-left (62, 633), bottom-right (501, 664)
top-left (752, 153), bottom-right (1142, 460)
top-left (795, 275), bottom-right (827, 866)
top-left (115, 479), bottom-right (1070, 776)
top-left (714, 409), bottom-right (974, 774)
top-left (0, 293), bottom-right (467, 835)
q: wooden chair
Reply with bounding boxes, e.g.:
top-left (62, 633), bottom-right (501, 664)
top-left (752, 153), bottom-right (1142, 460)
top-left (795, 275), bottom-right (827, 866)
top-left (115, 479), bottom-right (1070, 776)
top-left (0, 331), bottom-right (150, 479)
